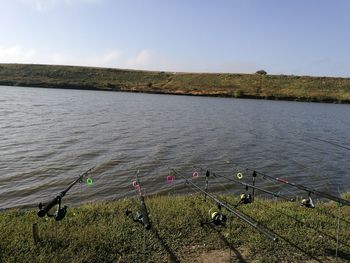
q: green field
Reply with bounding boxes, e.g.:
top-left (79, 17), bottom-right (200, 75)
top-left (1, 63), bottom-right (350, 103)
top-left (1, 194), bottom-right (349, 262)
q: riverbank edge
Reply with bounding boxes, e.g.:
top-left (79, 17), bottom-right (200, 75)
top-left (1, 63), bottom-right (350, 104)
top-left (3, 81), bottom-right (350, 104)
top-left (1, 194), bottom-right (349, 262)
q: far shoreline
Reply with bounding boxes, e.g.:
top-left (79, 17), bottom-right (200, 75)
top-left (1, 63), bottom-right (349, 104)
top-left (2, 83), bottom-right (350, 105)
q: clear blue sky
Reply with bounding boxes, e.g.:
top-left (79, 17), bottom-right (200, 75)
top-left (1, 0), bottom-right (349, 76)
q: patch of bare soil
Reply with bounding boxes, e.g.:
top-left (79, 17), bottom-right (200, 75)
top-left (181, 247), bottom-right (250, 263)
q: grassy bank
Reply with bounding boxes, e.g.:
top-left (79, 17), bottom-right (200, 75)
top-left (0, 63), bottom-right (350, 103)
top-left (1, 194), bottom-right (349, 262)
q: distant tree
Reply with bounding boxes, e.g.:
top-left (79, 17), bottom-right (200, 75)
top-left (256, 70), bottom-right (267, 75)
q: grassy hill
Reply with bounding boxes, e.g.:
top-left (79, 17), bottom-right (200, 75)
top-left (1, 63), bottom-right (350, 103)
top-left (1, 194), bottom-right (349, 262)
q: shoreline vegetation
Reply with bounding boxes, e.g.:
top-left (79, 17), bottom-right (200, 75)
top-left (1, 194), bottom-right (350, 262)
top-left (1, 63), bottom-right (350, 104)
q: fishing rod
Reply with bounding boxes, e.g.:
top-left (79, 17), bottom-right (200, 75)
top-left (37, 166), bottom-right (95, 221)
top-left (193, 167), bottom-right (290, 202)
top-left (172, 169), bottom-right (277, 241)
top-left (126, 171), bottom-right (151, 230)
top-left (207, 169), bottom-right (295, 203)
top-left (232, 165), bottom-right (350, 207)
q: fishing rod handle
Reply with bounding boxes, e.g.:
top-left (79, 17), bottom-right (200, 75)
top-left (140, 196), bottom-right (151, 229)
top-left (37, 195), bottom-right (61, 217)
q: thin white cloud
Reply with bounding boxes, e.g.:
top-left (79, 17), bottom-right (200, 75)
top-left (0, 46), bottom-right (37, 63)
top-left (0, 44), bottom-right (215, 73)
top-left (94, 50), bottom-right (122, 66)
top-left (20, 0), bottom-right (101, 11)
top-left (49, 52), bottom-right (68, 64)
top-left (1, 45), bottom-right (250, 73)
top-left (125, 50), bottom-right (151, 69)
top-left (0, 45), bottom-right (122, 67)
top-left (48, 50), bottom-right (122, 67)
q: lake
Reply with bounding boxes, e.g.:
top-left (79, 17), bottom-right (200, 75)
top-left (0, 85), bottom-right (349, 210)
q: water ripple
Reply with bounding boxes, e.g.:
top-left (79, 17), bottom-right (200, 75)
top-left (0, 86), bottom-right (349, 209)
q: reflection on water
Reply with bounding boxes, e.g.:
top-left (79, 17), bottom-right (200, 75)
top-left (0, 86), bottom-right (349, 209)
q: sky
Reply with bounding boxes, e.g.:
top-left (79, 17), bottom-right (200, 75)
top-left (0, 0), bottom-right (350, 77)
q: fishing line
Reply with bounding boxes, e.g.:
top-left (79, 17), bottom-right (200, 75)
top-left (165, 169), bottom-right (176, 196)
top-left (292, 135), bottom-right (349, 194)
top-left (140, 163), bottom-right (177, 198)
top-left (310, 137), bottom-right (350, 152)
top-left (279, 136), bottom-right (348, 196)
top-left (265, 153), bottom-right (332, 204)
top-left (256, 135), bottom-right (346, 193)
top-left (199, 168), bottom-right (233, 201)
top-left (202, 167), bottom-right (243, 195)
top-left (164, 167), bottom-right (188, 195)
top-left (168, 168), bottom-right (207, 198)
top-left (200, 167), bottom-right (246, 201)
top-left (281, 156), bottom-right (333, 194)
top-left (195, 166), bottom-right (233, 198)
top-left (137, 169), bottom-right (155, 197)
top-left (275, 134), bottom-right (350, 154)
top-left (119, 188), bottom-right (138, 199)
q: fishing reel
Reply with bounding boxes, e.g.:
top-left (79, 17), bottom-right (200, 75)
top-left (200, 204), bottom-right (227, 227)
top-left (301, 196), bottom-right (315, 209)
top-left (235, 193), bottom-right (253, 208)
top-left (38, 195), bottom-right (68, 221)
top-left (125, 209), bottom-right (143, 224)
top-left (125, 208), bottom-right (151, 230)
top-left (240, 193), bottom-right (253, 204)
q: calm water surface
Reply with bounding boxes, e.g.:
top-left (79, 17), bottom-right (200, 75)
top-left (1, 86), bottom-right (349, 209)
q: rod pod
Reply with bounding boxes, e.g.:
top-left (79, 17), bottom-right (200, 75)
top-left (172, 169), bottom-right (277, 241)
top-left (252, 171), bottom-right (257, 202)
top-left (208, 169), bottom-right (295, 202)
top-left (234, 165), bottom-right (350, 206)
